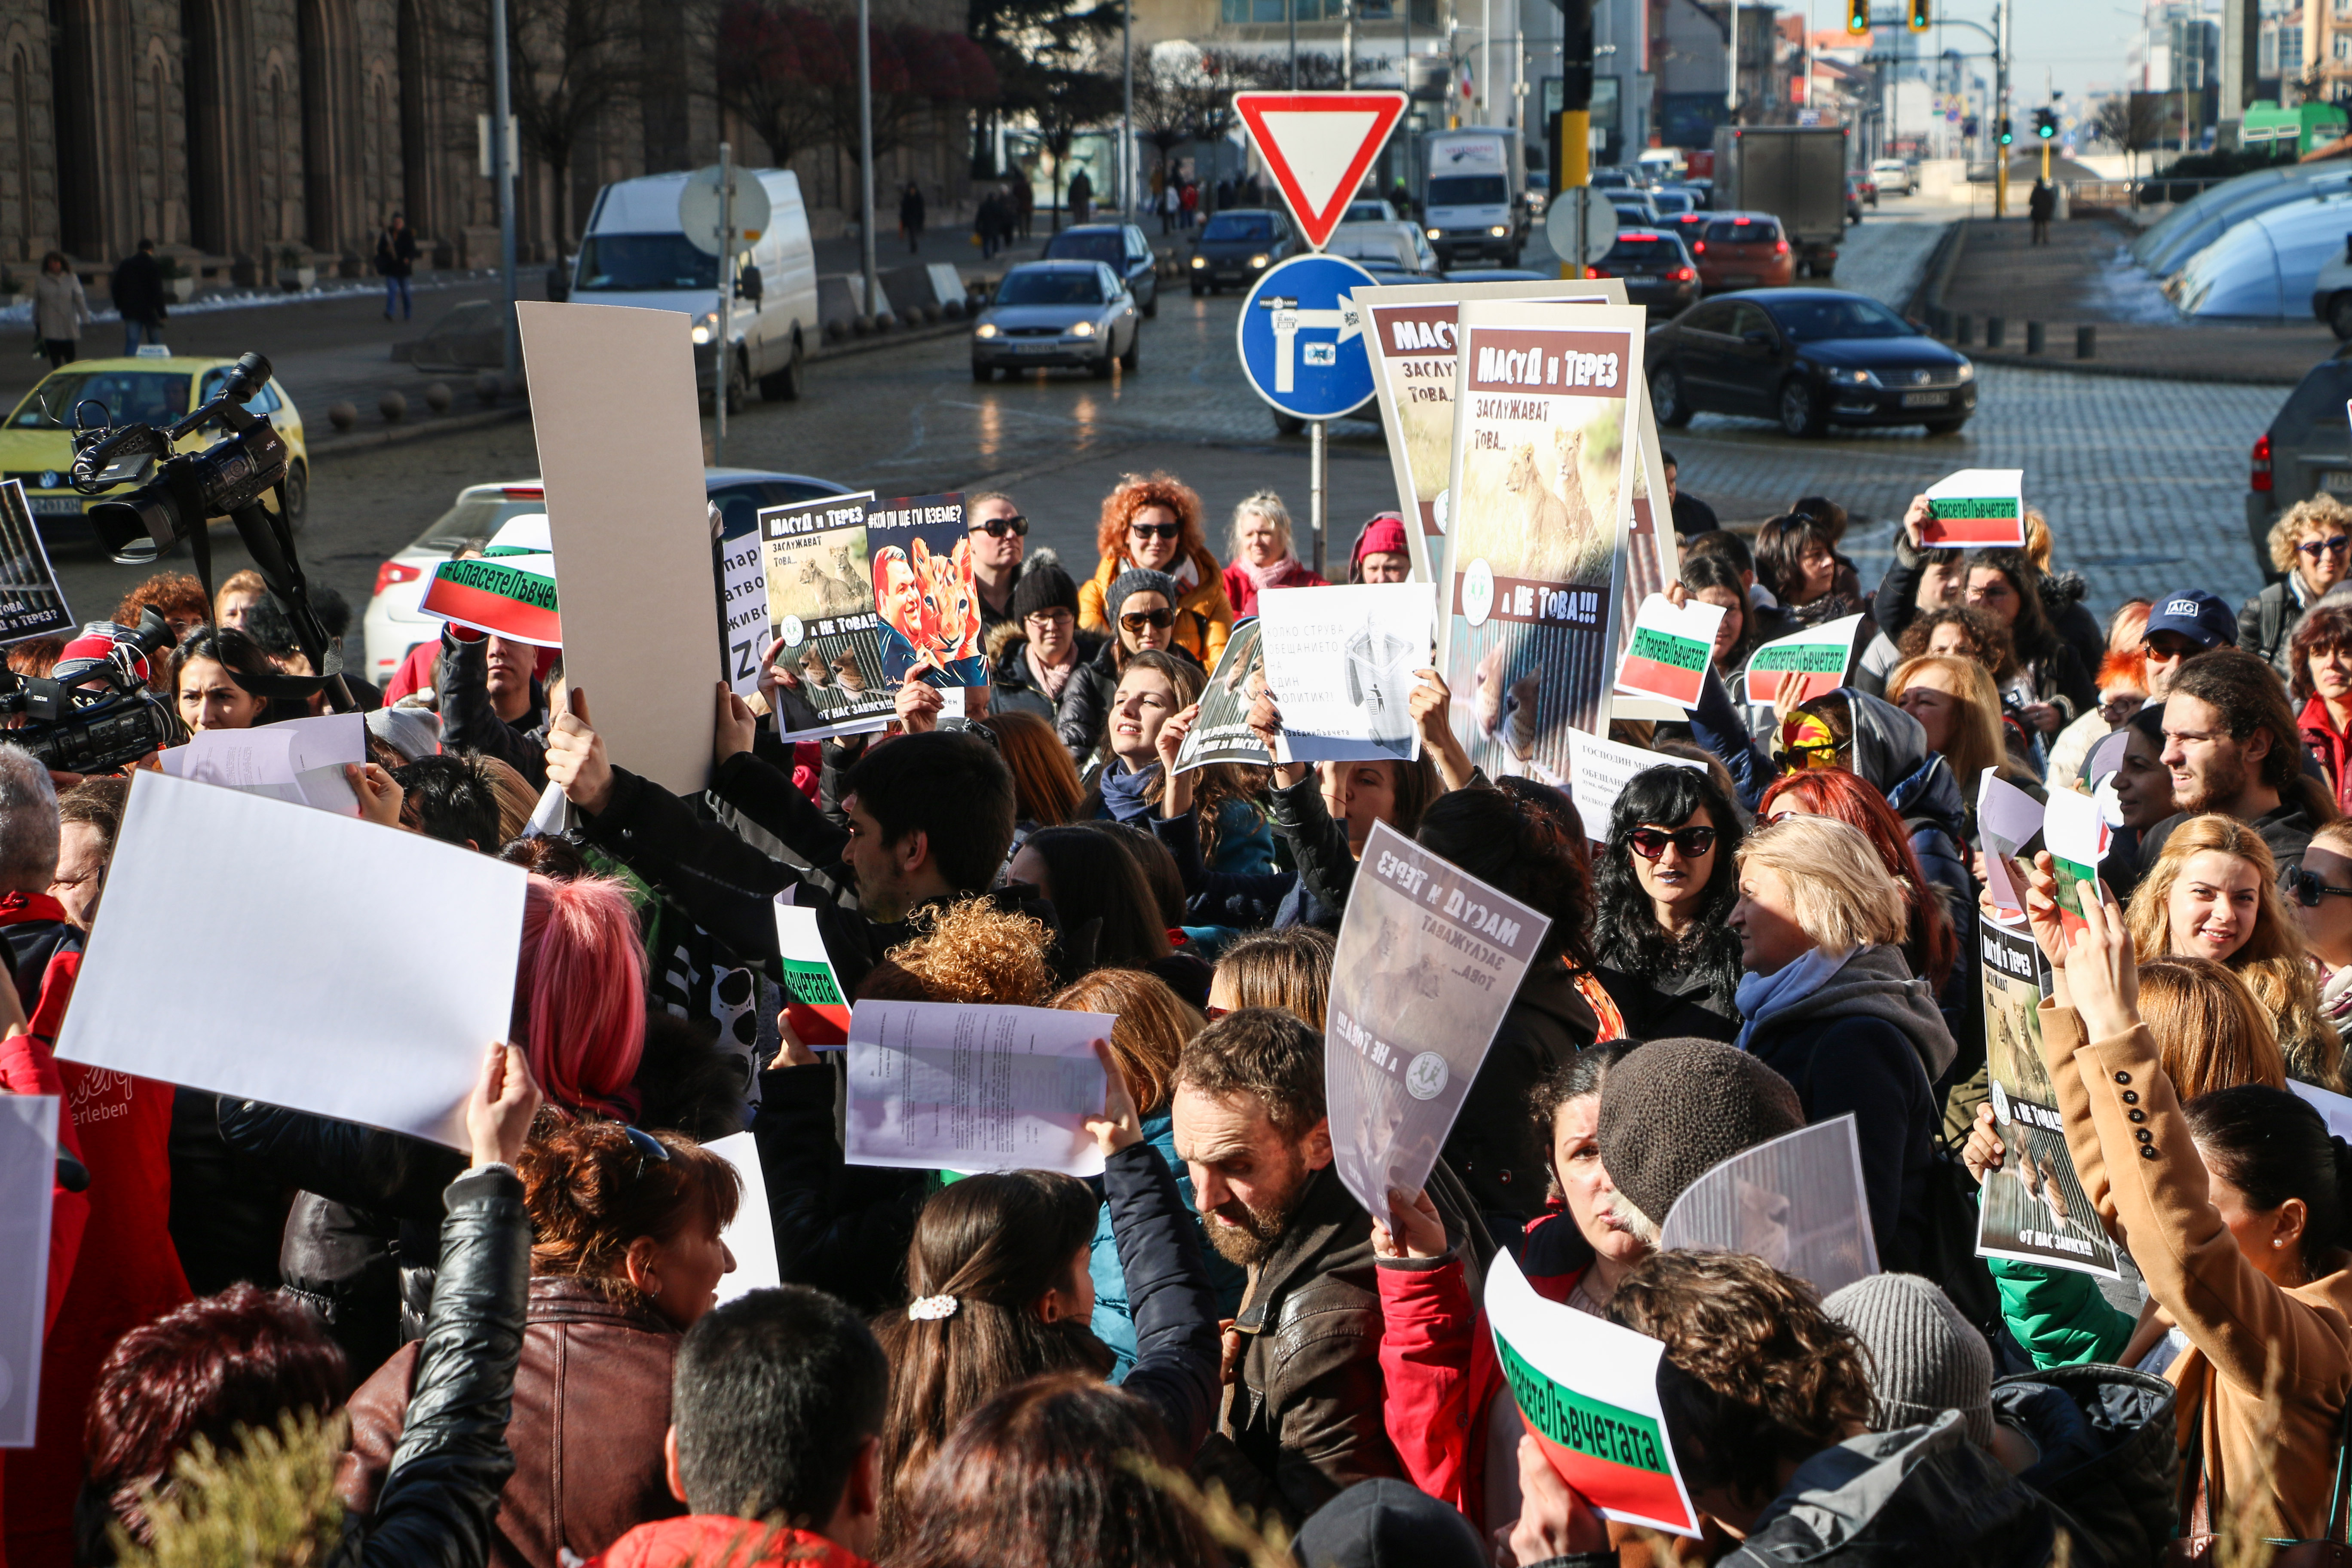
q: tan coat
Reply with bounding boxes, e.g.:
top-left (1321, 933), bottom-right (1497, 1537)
top-left (1078, 543), bottom-right (1235, 670)
top-left (2046, 1001), bottom-right (2352, 1540)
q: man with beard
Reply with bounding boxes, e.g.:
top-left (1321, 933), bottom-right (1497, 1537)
top-left (2140, 645), bottom-right (2326, 874)
top-left (1171, 1007), bottom-right (1490, 1530)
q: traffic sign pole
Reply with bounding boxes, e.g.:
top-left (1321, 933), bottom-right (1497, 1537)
top-left (715, 141), bottom-right (733, 465)
top-left (1310, 419), bottom-right (1327, 576)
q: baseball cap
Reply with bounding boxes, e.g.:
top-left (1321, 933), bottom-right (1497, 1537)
top-left (2144, 589), bottom-right (2237, 650)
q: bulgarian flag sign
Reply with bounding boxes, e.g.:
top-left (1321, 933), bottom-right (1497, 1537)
top-left (1920, 469), bottom-right (2026, 548)
top-left (1614, 593), bottom-right (1724, 710)
top-left (1743, 612), bottom-right (1865, 706)
top-left (2043, 784), bottom-right (2111, 938)
top-left (419, 514), bottom-right (561, 649)
top-left (774, 900), bottom-right (851, 1047)
top-left (1485, 1252), bottom-right (1700, 1538)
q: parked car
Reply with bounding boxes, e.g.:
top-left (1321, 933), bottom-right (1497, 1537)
top-left (972, 260), bottom-right (1140, 380)
top-left (1690, 211), bottom-right (1796, 293)
top-left (1607, 191), bottom-right (1663, 227)
top-left (2174, 190), bottom-right (2352, 319)
top-left (1646, 288), bottom-right (1976, 438)
top-left (1444, 268), bottom-right (1553, 283)
top-left (1345, 199), bottom-right (1401, 224)
top-left (1649, 190), bottom-right (1697, 218)
top-left (0, 351), bottom-right (312, 536)
top-left (1853, 170), bottom-right (1878, 207)
top-left (1844, 173), bottom-right (1868, 223)
top-left (1043, 222), bottom-right (1160, 318)
top-left (2136, 164), bottom-right (2352, 279)
top-left (1188, 208), bottom-right (1298, 294)
top-left (2245, 355), bottom-right (2352, 569)
top-left (1869, 158), bottom-right (1912, 196)
top-left (1589, 228), bottom-right (1700, 317)
top-left (362, 469), bottom-right (848, 684)
top-left (1326, 220), bottom-right (1442, 276)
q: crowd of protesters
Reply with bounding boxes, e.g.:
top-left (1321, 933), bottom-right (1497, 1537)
top-left (12, 466), bottom-right (2352, 1568)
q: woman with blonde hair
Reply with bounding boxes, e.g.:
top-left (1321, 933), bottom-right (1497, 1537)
top-left (2245, 493), bottom-right (2352, 676)
top-left (1219, 488), bottom-right (1326, 618)
top-left (1050, 968), bottom-right (1246, 1375)
top-left (1887, 652), bottom-right (2037, 799)
top-left (1206, 925), bottom-right (1335, 1027)
top-left (2125, 812), bottom-right (2337, 1090)
top-left (1077, 472), bottom-right (1235, 668)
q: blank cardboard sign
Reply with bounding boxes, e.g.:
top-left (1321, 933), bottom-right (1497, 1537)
top-left (517, 301), bottom-right (720, 795)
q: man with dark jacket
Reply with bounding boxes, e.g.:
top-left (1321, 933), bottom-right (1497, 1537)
top-left (436, 625), bottom-right (550, 790)
top-left (2140, 645), bottom-right (2323, 874)
top-left (376, 213), bottom-right (420, 320)
top-left (1174, 1008), bottom-right (1489, 1531)
top-left (110, 239), bottom-right (167, 354)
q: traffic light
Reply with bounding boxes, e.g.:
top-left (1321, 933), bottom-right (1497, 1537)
top-left (1998, 116), bottom-right (2013, 145)
top-left (1845, 0), bottom-right (1868, 35)
top-left (2034, 107), bottom-right (2057, 139)
top-left (1906, 0), bottom-right (1929, 30)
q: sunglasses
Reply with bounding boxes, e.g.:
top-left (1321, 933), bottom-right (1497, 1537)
top-left (1627, 825), bottom-right (1718, 860)
top-left (2300, 535), bottom-right (2352, 558)
top-left (2281, 864), bottom-right (2352, 908)
top-left (1121, 608), bottom-right (1176, 632)
top-left (1129, 522), bottom-right (1182, 541)
top-left (971, 514), bottom-right (1029, 538)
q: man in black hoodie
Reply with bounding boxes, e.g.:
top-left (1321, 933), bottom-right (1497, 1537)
top-left (110, 239), bottom-right (167, 354)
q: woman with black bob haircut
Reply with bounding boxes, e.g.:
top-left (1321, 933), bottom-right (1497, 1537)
top-left (1962, 546), bottom-right (2096, 736)
top-left (1594, 763), bottom-right (1745, 1040)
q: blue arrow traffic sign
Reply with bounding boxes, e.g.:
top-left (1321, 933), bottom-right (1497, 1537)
top-left (1236, 252), bottom-right (1379, 421)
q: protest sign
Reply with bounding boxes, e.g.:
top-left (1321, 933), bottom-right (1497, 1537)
top-left (842, 1000), bottom-right (1114, 1177)
top-left (774, 900), bottom-right (851, 1047)
top-left (517, 301), bottom-right (720, 795)
top-left (1742, 612), bottom-right (1866, 705)
top-left (1326, 822), bottom-right (1550, 1215)
top-left (715, 507), bottom-right (770, 697)
top-left (1485, 1250), bottom-right (1701, 1538)
top-left (418, 545), bottom-right (561, 648)
top-left (1613, 592), bottom-right (1722, 710)
top-left (1175, 619), bottom-right (1273, 774)
top-left (1657, 1117), bottom-right (1878, 1297)
top-left (0, 1093), bottom-right (56, 1448)
top-left (1256, 582), bottom-right (1432, 765)
top-left (759, 492), bottom-right (898, 738)
top-left (864, 493), bottom-right (986, 689)
top-left (1605, 383), bottom-right (1686, 724)
top-left (56, 772), bottom-right (528, 1150)
top-left (1921, 469), bottom-right (2027, 548)
top-left (1975, 914), bottom-right (2120, 1277)
top-left (1565, 731), bottom-right (1705, 842)
top-left (0, 482), bottom-right (72, 643)
top-left (1976, 770), bottom-right (2046, 917)
top-left (1355, 279), bottom-right (1625, 583)
top-left (2292, 1079), bottom-right (2352, 1142)
top-left (706, 1131), bottom-right (784, 1305)
top-left (2043, 785), bottom-right (2113, 937)
top-left (1439, 301), bottom-right (1646, 785)
top-left (160, 710), bottom-right (367, 815)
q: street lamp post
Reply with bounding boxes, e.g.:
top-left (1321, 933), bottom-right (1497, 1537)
top-left (859, 0), bottom-right (878, 318)
top-left (490, 0), bottom-right (517, 379)
top-left (1124, 0), bottom-right (1135, 217)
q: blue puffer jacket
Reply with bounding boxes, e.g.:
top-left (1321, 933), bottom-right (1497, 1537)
top-left (1089, 1109), bottom-right (1248, 1378)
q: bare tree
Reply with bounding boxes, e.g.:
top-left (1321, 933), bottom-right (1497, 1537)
top-left (714, 0), bottom-right (842, 167)
top-left (2090, 92), bottom-right (2165, 181)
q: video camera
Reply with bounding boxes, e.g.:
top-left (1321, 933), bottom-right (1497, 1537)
top-left (66, 349), bottom-right (351, 711)
top-left (0, 609), bottom-right (180, 775)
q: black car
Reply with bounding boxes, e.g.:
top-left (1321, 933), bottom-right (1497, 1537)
top-left (1646, 288), bottom-right (1977, 438)
top-left (1044, 222), bottom-right (1159, 318)
top-left (1188, 208), bottom-right (1298, 294)
top-left (1591, 229), bottom-right (1699, 317)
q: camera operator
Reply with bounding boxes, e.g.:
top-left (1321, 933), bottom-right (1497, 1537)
top-left (436, 624), bottom-right (551, 790)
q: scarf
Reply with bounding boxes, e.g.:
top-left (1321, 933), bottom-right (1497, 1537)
top-left (1097, 756), bottom-right (1162, 821)
top-left (1127, 550), bottom-right (1201, 594)
top-left (1026, 641), bottom-right (1076, 703)
top-left (1237, 553), bottom-right (1303, 593)
top-left (1733, 945), bottom-right (1855, 1053)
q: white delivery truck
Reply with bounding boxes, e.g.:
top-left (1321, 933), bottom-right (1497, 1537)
top-left (572, 169), bottom-right (820, 410)
top-left (1416, 128), bottom-right (1527, 268)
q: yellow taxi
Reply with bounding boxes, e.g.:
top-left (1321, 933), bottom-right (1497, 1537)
top-left (0, 350), bottom-right (310, 533)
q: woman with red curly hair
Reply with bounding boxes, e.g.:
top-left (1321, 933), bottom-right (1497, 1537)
top-left (1076, 472), bottom-right (1234, 669)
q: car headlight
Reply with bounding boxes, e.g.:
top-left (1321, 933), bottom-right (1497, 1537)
top-left (1250, 254), bottom-right (1269, 268)
top-left (1190, 254), bottom-right (1206, 268)
top-left (1426, 227), bottom-right (1442, 240)
top-left (1069, 321), bottom-right (1096, 338)
top-left (1837, 368), bottom-right (1883, 388)
top-left (1954, 361), bottom-right (1975, 382)
top-left (974, 322), bottom-right (998, 338)
top-left (690, 309), bottom-right (719, 345)
top-left (1490, 225), bottom-right (1508, 237)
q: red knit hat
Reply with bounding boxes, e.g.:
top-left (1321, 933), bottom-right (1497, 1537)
top-left (1350, 513), bottom-right (1409, 571)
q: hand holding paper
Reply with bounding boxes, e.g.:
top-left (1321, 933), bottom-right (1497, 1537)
top-left (544, 689), bottom-right (613, 816)
top-left (1510, 1436), bottom-right (1614, 1563)
top-left (466, 1042), bottom-right (542, 1170)
top-left (2058, 870), bottom-right (2138, 1044)
top-left (1921, 469), bottom-right (2026, 548)
top-left (714, 683), bottom-right (759, 763)
top-left (1084, 1038), bottom-right (1145, 1155)
top-left (1615, 593), bottom-right (1724, 710)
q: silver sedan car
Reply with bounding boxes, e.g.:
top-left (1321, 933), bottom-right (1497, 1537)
top-left (971, 260), bottom-right (1141, 381)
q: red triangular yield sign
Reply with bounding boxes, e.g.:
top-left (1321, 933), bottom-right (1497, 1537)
top-left (1233, 91), bottom-right (1410, 251)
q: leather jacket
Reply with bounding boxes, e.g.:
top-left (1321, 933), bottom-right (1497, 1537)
top-left (340, 1276), bottom-right (686, 1568)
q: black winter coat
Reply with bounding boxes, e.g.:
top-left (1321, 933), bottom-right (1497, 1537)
top-left (1992, 1364), bottom-right (2177, 1568)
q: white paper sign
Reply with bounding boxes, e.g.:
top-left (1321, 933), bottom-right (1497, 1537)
top-left (160, 711), bottom-right (368, 816)
top-left (2293, 1079), bottom-right (2352, 1142)
top-left (55, 773), bottom-right (529, 1149)
top-left (1256, 582), bottom-right (1433, 765)
top-left (1565, 731), bottom-right (1706, 842)
top-left (717, 527), bottom-right (772, 698)
top-left (706, 1131), bottom-right (784, 1305)
top-left (1657, 1116), bottom-right (1879, 1298)
top-left (0, 1094), bottom-right (57, 1448)
top-left (1976, 769), bottom-right (2046, 916)
top-left (842, 1000), bottom-right (1115, 1177)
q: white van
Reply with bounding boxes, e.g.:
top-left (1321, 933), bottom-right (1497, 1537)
top-left (1417, 128), bottom-right (1527, 267)
top-left (573, 169), bottom-right (820, 409)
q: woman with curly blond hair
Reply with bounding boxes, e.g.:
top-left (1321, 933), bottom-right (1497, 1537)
top-left (1076, 471), bottom-right (1235, 668)
top-left (2244, 493), bottom-right (2352, 677)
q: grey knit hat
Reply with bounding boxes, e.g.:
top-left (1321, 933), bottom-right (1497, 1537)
top-left (365, 704), bottom-right (442, 763)
top-left (1824, 1273), bottom-right (1995, 1449)
top-left (1105, 567), bottom-right (1179, 627)
top-left (1595, 1037), bottom-right (1804, 1229)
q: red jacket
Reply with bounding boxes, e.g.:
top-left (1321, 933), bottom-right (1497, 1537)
top-left (0, 1029), bottom-right (88, 1338)
top-left (2304, 696), bottom-right (2352, 819)
top-left (1375, 1206), bottom-right (1588, 1536)
top-left (592, 1516), bottom-right (872, 1568)
top-left (1220, 557), bottom-right (1329, 621)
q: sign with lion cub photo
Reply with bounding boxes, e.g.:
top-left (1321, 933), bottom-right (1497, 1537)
top-left (1438, 301), bottom-right (1646, 787)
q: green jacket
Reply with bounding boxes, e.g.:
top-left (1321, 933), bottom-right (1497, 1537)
top-left (1989, 1255), bottom-right (2134, 1369)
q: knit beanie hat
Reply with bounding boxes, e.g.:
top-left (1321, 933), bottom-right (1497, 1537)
top-left (1596, 1037), bottom-right (1804, 1230)
top-left (1106, 567), bottom-right (1179, 626)
top-left (1293, 1478), bottom-right (1487, 1568)
top-left (1009, 560), bottom-right (1079, 623)
top-left (365, 704), bottom-right (442, 763)
top-left (1823, 1272), bottom-right (1995, 1449)
top-left (1350, 513), bottom-right (1410, 573)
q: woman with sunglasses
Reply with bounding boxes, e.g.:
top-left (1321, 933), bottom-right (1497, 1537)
top-left (1077, 472), bottom-right (1234, 670)
top-left (2296, 822), bottom-right (2352, 1059)
top-left (2245, 495), bottom-right (2352, 679)
top-left (2293, 603), bottom-right (2352, 819)
top-left (965, 490), bottom-right (1031, 634)
top-left (339, 1118), bottom-right (741, 1568)
top-left (1220, 489), bottom-right (1326, 618)
top-left (1593, 765), bottom-right (1746, 1041)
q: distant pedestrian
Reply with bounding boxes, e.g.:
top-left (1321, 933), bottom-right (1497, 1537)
top-left (1068, 168), bottom-right (1093, 226)
top-left (977, 190), bottom-right (1004, 259)
top-left (109, 239), bottom-right (166, 355)
top-left (1160, 181), bottom-right (1178, 235)
top-left (375, 212), bottom-right (419, 320)
top-left (900, 181), bottom-right (926, 254)
top-left (1179, 181), bottom-right (1198, 229)
top-left (1012, 178), bottom-right (1034, 241)
top-left (2028, 178), bottom-right (2055, 245)
top-left (1216, 177), bottom-right (1234, 209)
top-left (33, 251), bottom-right (89, 368)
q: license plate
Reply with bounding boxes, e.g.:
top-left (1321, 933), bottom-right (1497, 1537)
top-left (1724, 274), bottom-right (1758, 286)
top-left (1901, 390), bottom-right (1950, 407)
top-left (25, 496), bottom-right (81, 515)
top-left (2325, 471), bottom-right (2352, 493)
top-left (1014, 342), bottom-right (1059, 353)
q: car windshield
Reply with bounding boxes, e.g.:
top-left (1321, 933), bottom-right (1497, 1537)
top-left (1046, 233), bottom-right (1124, 265)
top-left (1652, 192), bottom-right (1694, 215)
top-left (997, 270), bottom-right (1105, 306)
top-left (1203, 214), bottom-right (1276, 242)
top-left (1767, 295), bottom-right (1917, 341)
top-left (1346, 202), bottom-right (1389, 221)
top-left (573, 233), bottom-right (719, 292)
top-left (407, 493), bottom-right (547, 554)
top-left (10, 370), bottom-right (190, 431)
top-left (2278, 361), bottom-right (2352, 437)
top-left (1704, 218), bottom-right (1780, 245)
top-left (1430, 175), bottom-right (1508, 206)
top-left (1604, 237), bottom-right (1680, 264)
